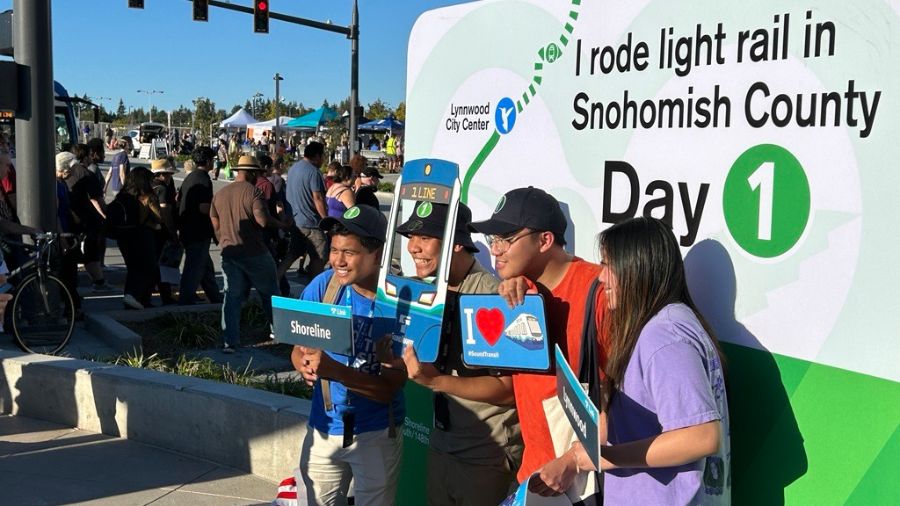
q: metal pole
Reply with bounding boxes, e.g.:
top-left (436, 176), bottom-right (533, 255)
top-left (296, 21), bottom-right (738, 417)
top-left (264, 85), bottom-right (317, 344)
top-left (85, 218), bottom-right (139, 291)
top-left (349, 0), bottom-right (359, 157)
top-left (13, 0), bottom-right (56, 232)
top-left (274, 73), bottom-right (283, 145)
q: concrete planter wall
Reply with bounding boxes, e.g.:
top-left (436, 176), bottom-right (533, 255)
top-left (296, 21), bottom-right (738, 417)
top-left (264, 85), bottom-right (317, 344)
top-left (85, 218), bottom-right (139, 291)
top-left (0, 350), bottom-right (311, 483)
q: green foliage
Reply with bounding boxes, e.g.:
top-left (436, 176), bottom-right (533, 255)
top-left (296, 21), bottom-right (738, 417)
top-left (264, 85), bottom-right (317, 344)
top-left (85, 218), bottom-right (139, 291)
top-left (161, 312), bottom-right (220, 349)
top-left (112, 352), bottom-right (311, 398)
top-left (366, 98), bottom-right (392, 120)
top-left (394, 101), bottom-right (406, 121)
top-left (114, 351), bottom-right (168, 370)
top-left (377, 182), bottom-right (395, 193)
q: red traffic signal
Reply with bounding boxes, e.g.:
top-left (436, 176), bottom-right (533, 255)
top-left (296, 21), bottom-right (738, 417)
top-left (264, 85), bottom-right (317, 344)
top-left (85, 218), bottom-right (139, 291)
top-left (193, 0), bottom-right (208, 22)
top-left (254, 0), bottom-right (269, 33)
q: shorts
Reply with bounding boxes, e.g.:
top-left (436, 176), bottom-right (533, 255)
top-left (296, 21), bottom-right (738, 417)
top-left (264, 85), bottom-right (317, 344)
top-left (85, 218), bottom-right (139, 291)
top-left (300, 227), bottom-right (328, 262)
top-left (286, 225), bottom-right (327, 258)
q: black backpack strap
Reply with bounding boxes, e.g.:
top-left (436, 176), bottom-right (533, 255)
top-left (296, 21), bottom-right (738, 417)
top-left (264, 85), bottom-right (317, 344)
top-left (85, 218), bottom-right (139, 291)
top-left (578, 279), bottom-right (602, 406)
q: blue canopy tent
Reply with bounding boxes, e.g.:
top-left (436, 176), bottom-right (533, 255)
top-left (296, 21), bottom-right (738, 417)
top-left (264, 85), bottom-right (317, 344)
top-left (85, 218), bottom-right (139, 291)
top-left (359, 117), bottom-right (405, 132)
top-left (286, 106), bottom-right (339, 129)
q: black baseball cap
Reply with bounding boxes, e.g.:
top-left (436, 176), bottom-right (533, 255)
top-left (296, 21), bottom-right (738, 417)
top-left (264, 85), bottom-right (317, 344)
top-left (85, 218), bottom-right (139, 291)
top-left (468, 186), bottom-right (567, 241)
top-left (319, 205), bottom-right (387, 242)
top-left (360, 167), bottom-right (383, 179)
top-left (395, 202), bottom-right (478, 253)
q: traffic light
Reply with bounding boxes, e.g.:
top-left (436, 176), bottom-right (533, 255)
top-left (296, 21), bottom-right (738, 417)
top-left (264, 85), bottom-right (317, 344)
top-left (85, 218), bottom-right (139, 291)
top-left (254, 0), bottom-right (269, 33)
top-left (193, 0), bottom-right (209, 22)
top-left (128, 0), bottom-right (144, 8)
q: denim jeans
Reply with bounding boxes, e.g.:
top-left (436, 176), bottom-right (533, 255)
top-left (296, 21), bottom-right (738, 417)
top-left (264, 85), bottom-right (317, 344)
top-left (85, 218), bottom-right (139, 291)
top-left (179, 239), bottom-right (222, 305)
top-left (221, 253), bottom-right (278, 347)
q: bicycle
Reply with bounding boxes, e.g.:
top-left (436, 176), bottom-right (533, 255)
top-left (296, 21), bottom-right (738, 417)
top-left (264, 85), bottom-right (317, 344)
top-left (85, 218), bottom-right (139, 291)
top-left (2, 232), bottom-right (78, 354)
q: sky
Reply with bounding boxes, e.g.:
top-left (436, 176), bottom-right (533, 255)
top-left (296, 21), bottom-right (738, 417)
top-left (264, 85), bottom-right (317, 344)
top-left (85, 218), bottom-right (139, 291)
top-left (0, 0), bottom-right (476, 114)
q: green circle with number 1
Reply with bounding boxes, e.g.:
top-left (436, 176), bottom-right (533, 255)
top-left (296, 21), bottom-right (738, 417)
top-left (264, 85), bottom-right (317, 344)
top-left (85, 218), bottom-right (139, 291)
top-left (723, 144), bottom-right (811, 258)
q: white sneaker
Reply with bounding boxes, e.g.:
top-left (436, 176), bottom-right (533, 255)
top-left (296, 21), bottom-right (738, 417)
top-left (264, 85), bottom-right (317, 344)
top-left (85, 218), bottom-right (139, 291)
top-left (122, 294), bottom-right (144, 310)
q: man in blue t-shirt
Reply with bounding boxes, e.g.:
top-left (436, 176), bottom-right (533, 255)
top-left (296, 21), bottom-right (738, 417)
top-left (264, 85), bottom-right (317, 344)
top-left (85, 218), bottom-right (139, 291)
top-left (285, 141), bottom-right (328, 279)
top-left (292, 204), bottom-right (405, 506)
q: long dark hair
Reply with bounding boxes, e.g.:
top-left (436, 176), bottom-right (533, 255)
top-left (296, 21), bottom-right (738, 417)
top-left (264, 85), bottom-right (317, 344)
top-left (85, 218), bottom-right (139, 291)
top-left (599, 217), bottom-right (724, 410)
top-left (121, 166), bottom-right (155, 199)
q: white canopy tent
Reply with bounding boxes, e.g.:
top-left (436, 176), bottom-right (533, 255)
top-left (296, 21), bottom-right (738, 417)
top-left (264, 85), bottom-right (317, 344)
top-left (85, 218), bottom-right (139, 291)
top-left (246, 116), bottom-right (297, 141)
top-left (219, 108), bottom-right (258, 128)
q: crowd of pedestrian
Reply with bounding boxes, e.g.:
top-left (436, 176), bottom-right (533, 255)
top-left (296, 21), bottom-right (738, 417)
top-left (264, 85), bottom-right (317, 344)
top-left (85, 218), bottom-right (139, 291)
top-left (9, 131), bottom-right (731, 504)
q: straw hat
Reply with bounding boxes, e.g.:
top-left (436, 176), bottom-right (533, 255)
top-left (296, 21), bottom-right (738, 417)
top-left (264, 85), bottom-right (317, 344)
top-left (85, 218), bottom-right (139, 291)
top-left (150, 159), bottom-right (176, 174)
top-left (235, 155), bottom-right (264, 171)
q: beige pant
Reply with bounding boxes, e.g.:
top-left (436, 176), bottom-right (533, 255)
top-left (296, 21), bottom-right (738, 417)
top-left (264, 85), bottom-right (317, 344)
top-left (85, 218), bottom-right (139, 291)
top-left (297, 425), bottom-right (402, 506)
top-left (427, 448), bottom-right (517, 506)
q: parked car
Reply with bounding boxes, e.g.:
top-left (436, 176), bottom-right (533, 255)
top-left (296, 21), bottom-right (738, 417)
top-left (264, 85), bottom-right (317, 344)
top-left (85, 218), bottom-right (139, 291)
top-left (130, 122), bottom-right (165, 157)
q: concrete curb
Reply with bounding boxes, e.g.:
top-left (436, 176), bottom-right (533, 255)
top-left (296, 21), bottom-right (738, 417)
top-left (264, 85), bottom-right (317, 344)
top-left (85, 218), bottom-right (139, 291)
top-left (84, 303), bottom-right (223, 354)
top-left (0, 350), bottom-right (310, 483)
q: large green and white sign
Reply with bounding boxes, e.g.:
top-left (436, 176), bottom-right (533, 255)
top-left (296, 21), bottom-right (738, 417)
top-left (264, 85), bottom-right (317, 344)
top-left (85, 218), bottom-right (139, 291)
top-left (401, 0), bottom-right (899, 503)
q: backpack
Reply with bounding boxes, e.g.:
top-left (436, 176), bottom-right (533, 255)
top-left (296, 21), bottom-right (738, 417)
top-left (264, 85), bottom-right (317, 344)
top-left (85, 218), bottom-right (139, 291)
top-left (104, 197), bottom-right (138, 240)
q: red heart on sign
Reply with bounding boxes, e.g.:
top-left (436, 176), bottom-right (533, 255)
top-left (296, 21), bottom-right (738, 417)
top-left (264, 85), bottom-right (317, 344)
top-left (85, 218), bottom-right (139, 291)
top-left (475, 308), bottom-right (505, 347)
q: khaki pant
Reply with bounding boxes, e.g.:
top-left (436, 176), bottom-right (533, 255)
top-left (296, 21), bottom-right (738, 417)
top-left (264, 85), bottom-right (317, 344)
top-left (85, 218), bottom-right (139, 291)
top-left (427, 448), bottom-right (517, 506)
top-left (297, 425), bottom-right (402, 506)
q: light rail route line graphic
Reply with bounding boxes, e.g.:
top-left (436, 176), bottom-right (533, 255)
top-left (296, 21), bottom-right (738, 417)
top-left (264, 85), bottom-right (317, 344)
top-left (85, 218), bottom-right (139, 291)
top-left (460, 0), bottom-right (583, 202)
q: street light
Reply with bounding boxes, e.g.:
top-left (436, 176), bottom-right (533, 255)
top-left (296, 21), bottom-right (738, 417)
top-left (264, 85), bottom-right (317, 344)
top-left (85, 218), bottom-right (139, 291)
top-left (274, 73), bottom-right (283, 142)
top-left (137, 89), bottom-right (164, 122)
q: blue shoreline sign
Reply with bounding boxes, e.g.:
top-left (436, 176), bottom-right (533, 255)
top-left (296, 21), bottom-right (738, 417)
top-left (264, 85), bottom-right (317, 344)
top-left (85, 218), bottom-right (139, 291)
top-left (271, 296), bottom-right (355, 355)
top-left (554, 344), bottom-right (601, 468)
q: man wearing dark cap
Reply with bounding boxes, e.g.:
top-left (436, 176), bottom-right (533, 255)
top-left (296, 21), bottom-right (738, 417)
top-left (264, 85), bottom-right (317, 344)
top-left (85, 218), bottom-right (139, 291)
top-left (353, 166), bottom-right (382, 210)
top-left (210, 155), bottom-right (286, 353)
top-left (469, 187), bottom-right (606, 495)
top-left (291, 205), bottom-right (406, 505)
top-left (394, 201), bottom-right (524, 505)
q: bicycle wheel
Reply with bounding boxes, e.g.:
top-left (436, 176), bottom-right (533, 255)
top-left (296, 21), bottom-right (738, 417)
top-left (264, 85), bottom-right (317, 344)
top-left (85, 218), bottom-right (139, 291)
top-left (10, 274), bottom-right (75, 355)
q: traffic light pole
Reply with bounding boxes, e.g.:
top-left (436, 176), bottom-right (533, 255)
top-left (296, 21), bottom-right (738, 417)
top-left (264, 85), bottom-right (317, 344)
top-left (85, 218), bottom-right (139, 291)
top-left (349, 0), bottom-right (359, 157)
top-left (13, 0), bottom-right (57, 232)
top-left (192, 0), bottom-right (360, 156)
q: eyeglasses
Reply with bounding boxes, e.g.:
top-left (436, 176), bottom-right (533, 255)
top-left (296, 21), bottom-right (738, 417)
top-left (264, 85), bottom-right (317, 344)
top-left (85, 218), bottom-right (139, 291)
top-left (485, 229), bottom-right (540, 253)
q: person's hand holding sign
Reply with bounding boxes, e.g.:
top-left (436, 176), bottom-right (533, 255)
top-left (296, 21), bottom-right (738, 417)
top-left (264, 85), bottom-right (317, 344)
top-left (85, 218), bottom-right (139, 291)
top-left (295, 346), bottom-right (338, 386)
top-left (498, 275), bottom-right (537, 308)
top-left (402, 344), bottom-right (440, 387)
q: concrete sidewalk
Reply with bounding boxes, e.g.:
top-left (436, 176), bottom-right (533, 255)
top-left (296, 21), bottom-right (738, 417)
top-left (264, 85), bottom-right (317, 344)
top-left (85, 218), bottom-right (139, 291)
top-left (0, 415), bottom-right (289, 505)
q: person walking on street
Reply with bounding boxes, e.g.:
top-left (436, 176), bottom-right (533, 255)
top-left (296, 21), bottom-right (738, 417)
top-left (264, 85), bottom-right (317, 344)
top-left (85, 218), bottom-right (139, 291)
top-left (210, 155), bottom-right (285, 353)
top-left (151, 159), bottom-right (180, 305)
top-left (214, 137), bottom-right (229, 181)
top-left (105, 137), bottom-right (131, 194)
top-left (285, 141), bottom-right (328, 279)
top-left (325, 165), bottom-right (356, 218)
top-left (178, 146), bottom-right (223, 306)
top-left (66, 145), bottom-right (111, 292)
top-left (111, 167), bottom-right (162, 309)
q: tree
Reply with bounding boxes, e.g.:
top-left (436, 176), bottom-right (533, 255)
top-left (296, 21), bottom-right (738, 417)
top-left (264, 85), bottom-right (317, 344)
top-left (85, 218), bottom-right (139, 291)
top-left (116, 98), bottom-right (126, 118)
top-left (366, 98), bottom-right (391, 120)
top-left (394, 101), bottom-right (406, 121)
top-left (193, 97), bottom-right (221, 139)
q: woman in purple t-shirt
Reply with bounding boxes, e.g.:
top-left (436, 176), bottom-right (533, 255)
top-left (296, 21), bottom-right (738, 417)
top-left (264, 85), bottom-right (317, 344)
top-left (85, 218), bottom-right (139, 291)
top-left (534, 217), bottom-right (731, 504)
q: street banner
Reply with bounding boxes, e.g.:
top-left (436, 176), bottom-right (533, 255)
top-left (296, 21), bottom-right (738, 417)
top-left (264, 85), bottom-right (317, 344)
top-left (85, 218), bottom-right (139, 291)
top-left (398, 1), bottom-right (900, 504)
